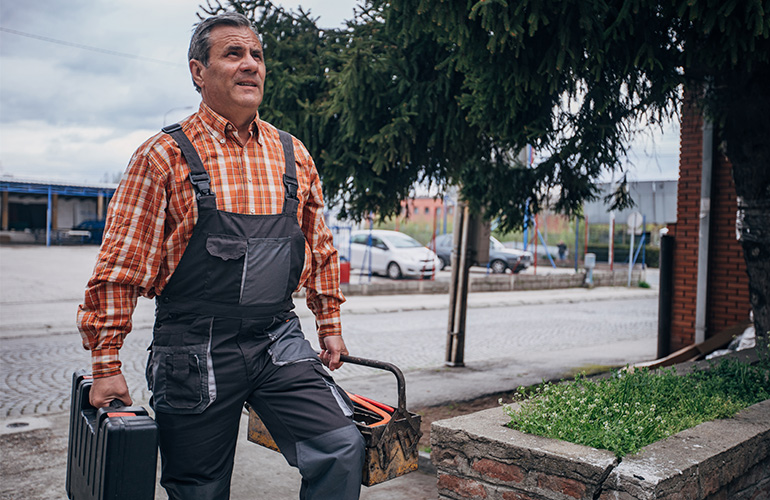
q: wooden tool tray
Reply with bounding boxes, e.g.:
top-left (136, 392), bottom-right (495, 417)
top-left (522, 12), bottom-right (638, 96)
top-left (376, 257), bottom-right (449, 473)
top-left (246, 355), bottom-right (422, 486)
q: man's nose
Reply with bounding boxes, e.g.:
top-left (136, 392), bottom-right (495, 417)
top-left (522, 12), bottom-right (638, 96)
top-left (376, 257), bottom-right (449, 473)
top-left (241, 54), bottom-right (260, 71)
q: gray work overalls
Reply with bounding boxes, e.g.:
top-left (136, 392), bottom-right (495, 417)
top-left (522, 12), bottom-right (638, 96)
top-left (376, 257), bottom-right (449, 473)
top-left (145, 124), bottom-right (364, 500)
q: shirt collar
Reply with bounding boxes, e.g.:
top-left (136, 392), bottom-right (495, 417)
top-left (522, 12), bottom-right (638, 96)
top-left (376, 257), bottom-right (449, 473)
top-left (197, 102), bottom-right (263, 145)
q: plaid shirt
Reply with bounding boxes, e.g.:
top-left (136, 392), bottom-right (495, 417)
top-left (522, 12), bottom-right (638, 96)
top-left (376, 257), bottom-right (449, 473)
top-left (77, 103), bottom-right (344, 378)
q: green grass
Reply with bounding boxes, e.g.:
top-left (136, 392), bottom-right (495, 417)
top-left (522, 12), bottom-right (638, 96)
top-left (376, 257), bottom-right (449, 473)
top-left (502, 350), bottom-right (769, 457)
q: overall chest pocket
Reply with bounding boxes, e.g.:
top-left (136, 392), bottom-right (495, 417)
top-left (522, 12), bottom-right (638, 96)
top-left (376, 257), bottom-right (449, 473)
top-left (205, 233), bottom-right (292, 306)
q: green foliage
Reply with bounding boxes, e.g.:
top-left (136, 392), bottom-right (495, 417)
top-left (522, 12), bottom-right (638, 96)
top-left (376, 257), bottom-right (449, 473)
top-left (317, 14), bottom-right (484, 221)
top-left (387, 0), bottom-right (770, 231)
top-left (200, 1), bottom-right (768, 278)
top-left (503, 355), bottom-right (770, 457)
top-left (201, 0), bottom-right (486, 222)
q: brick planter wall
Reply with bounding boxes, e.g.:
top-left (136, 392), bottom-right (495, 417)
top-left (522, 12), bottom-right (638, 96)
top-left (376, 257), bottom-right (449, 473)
top-left (432, 399), bottom-right (770, 500)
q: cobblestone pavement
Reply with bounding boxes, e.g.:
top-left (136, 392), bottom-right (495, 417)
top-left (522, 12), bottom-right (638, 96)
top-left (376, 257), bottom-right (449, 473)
top-left (0, 297), bottom-right (657, 418)
top-left (0, 245), bottom-right (658, 417)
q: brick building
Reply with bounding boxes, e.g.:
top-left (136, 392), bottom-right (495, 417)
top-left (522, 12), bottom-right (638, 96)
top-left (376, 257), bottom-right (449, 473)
top-left (666, 99), bottom-right (752, 351)
top-left (401, 197), bottom-right (454, 224)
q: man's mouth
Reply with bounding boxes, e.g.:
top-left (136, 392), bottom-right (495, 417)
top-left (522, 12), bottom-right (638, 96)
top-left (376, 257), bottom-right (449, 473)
top-left (237, 82), bottom-right (258, 87)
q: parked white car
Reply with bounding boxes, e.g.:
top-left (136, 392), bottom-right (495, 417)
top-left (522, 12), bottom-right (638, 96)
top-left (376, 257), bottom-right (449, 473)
top-left (349, 230), bottom-right (439, 279)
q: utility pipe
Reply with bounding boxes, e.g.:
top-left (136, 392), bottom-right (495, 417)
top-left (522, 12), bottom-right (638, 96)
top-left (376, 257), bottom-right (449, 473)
top-left (694, 117), bottom-right (714, 344)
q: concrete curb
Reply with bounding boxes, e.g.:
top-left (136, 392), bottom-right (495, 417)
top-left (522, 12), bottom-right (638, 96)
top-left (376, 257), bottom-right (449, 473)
top-left (418, 451), bottom-right (436, 476)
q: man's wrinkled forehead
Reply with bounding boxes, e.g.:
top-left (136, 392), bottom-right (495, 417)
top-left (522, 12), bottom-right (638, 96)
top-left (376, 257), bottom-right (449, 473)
top-left (209, 25), bottom-right (262, 51)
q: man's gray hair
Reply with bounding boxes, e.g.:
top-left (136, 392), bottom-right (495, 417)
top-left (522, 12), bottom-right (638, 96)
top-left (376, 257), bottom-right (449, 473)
top-left (188, 12), bottom-right (260, 92)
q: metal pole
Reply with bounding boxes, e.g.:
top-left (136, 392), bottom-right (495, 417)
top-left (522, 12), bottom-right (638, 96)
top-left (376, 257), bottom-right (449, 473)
top-left (446, 203), bottom-right (470, 366)
top-left (642, 215), bottom-right (647, 269)
top-left (533, 215), bottom-right (538, 274)
top-left (609, 214), bottom-right (615, 271)
top-left (523, 201), bottom-right (529, 252)
top-left (695, 117), bottom-right (714, 344)
top-left (627, 229), bottom-right (635, 287)
top-left (657, 234), bottom-right (674, 358)
top-left (574, 217), bottom-right (579, 272)
top-left (46, 186), bottom-right (52, 247)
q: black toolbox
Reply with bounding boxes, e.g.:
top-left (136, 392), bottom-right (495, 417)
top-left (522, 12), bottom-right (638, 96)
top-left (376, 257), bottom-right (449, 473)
top-left (66, 370), bottom-right (158, 500)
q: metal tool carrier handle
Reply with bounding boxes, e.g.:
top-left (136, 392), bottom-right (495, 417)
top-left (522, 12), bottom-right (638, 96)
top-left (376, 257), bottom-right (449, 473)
top-left (339, 354), bottom-right (408, 415)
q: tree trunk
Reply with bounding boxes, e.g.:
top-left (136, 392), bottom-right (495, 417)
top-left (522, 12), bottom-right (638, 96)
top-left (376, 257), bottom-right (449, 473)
top-left (735, 193), bottom-right (770, 339)
top-left (719, 65), bottom-right (770, 339)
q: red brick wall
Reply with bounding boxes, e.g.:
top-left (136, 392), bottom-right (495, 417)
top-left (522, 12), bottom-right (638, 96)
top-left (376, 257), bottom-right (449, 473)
top-left (668, 98), bottom-right (752, 351)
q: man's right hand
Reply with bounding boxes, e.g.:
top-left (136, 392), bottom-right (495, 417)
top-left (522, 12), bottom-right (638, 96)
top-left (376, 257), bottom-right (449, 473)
top-left (89, 373), bottom-right (133, 408)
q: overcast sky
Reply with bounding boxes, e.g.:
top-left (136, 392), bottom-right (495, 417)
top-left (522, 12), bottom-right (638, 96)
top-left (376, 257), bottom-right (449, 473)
top-left (0, 0), bottom-right (678, 186)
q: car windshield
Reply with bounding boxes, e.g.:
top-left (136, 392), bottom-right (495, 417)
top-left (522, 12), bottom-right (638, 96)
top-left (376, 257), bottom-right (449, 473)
top-left (490, 237), bottom-right (505, 250)
top-left (386, 233), bottom-right (423, 248)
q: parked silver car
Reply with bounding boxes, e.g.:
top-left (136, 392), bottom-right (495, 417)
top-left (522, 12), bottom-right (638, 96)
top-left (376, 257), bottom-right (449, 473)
top-left (434, 233), bottom-right (532, 273)
top-left (350, 230), bottom-right (439, 279)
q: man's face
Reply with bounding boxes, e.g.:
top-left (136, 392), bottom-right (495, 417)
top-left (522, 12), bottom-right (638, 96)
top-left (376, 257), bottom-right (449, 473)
top-left (190, 25), bottom-right (266, 124)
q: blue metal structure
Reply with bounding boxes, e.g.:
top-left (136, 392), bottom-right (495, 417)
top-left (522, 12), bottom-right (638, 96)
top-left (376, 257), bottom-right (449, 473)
top-left (1, 177), bottom-right (116, 246)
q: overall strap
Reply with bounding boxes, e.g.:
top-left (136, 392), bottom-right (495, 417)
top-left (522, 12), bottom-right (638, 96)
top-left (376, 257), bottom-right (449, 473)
top-left (278, 130), bottom-right (299, 216)
top-left (162, 123), bottom-right (217, 211)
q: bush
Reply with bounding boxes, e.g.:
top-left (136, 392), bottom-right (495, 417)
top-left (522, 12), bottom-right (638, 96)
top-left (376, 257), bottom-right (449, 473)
top-left (502, 352), bottom-right (769, 457)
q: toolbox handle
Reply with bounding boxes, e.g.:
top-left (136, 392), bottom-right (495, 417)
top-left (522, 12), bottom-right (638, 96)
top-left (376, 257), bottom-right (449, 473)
top-left (339, 354), bottom-right (408, 416)
top-left (338, 354), bottom-right (422, 462)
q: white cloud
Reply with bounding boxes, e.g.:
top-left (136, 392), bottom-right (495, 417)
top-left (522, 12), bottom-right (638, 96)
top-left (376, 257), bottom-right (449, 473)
top-left (0, 120), bottom-right (157, 181)
top-left (0, 0), bottom-right (678, 185)
top-left (0, 0), bottom-right (357, 182)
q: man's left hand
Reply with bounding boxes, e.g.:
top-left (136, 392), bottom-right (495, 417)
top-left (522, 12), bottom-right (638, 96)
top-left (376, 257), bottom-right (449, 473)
top-left (319, 335), bottom-right (348, 371)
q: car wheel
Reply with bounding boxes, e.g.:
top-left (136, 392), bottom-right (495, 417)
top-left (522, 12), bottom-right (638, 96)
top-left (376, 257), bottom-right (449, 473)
top-left (490, 259), bottom-right (507, 274)
top-left (438, 257), bottom-right (448, 271)
top-left (387, 262), bottom-right (402, 280)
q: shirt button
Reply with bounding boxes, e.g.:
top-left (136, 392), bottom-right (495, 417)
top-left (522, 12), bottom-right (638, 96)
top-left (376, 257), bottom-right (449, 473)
top-left (250, 209), bottom-right (255, 214)
top-left (220, 139), bottom-right (225, 144)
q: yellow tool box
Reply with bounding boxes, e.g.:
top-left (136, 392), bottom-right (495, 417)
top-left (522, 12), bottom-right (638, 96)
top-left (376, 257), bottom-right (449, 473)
top-left (247, 355), bottom-right (423, 486)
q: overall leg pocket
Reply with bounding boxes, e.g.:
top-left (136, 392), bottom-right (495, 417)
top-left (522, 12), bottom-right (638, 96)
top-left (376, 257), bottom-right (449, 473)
top-left (311, 363), bottom-right (355, 418)
top-left (266, 316), bottom-right (318, 366)
top-left (149, 343), bottom-right (215, 414)
top-left (148, 314), bottom-right (217, 415)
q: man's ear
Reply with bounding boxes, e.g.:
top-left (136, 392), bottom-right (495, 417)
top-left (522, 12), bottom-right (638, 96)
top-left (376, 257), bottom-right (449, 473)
top-left (190, 59), bottom-right (205, 90)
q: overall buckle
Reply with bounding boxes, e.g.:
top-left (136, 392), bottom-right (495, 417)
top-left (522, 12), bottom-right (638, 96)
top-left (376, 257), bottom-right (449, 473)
top-left (190, 172), bottom-right (212, 198)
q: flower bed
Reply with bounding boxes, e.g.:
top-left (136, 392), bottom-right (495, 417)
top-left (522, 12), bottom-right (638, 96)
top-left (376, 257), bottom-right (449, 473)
top-left (431, 352), bottom-right (770, 499)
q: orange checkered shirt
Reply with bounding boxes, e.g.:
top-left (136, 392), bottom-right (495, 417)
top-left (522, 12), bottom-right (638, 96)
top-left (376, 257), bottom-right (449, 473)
top-left (77, 103), bottom-right (345, 378)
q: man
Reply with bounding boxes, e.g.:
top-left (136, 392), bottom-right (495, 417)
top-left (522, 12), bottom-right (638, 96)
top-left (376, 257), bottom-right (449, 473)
top-left (77, 12), bottom-right (364, 500)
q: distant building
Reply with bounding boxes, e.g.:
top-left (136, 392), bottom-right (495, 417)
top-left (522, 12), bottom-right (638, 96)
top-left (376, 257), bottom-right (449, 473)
top-left (0, 175), bottom-right (115, 245)
top-left (582, 179), bottom-right (678, 226)
top-left (400, 197), bottom-right (455, 224)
